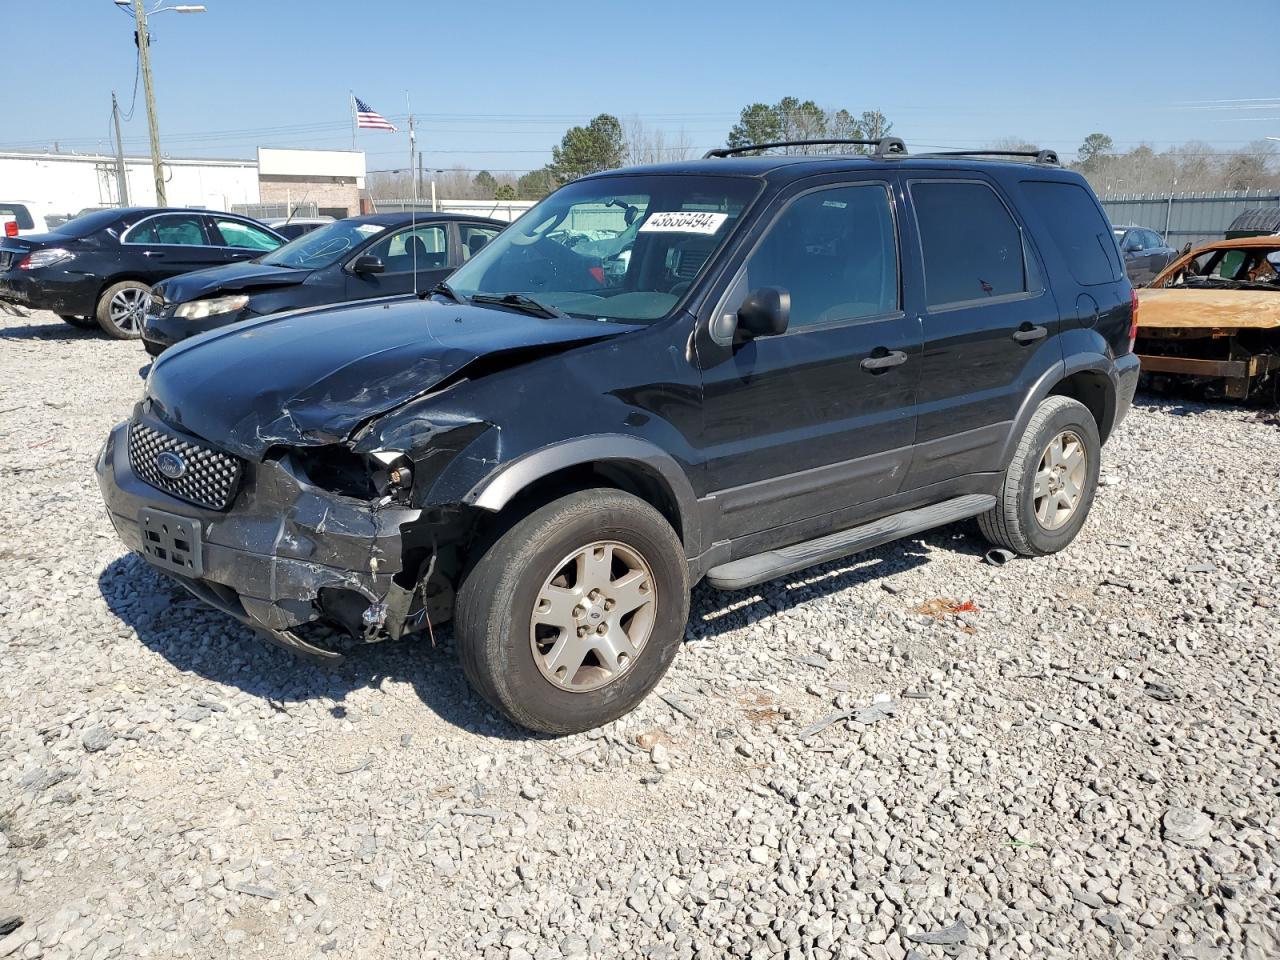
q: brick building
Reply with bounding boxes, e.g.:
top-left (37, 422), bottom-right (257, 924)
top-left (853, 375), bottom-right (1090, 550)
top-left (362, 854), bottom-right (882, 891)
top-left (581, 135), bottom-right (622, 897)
top-left (256, 148), bottom-right (365, 219)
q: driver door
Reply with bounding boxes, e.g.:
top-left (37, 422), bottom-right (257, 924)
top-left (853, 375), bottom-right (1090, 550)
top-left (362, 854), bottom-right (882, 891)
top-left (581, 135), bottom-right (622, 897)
top-left (696, 177), bottom-right (921, 540)
top-left (346, 223), bottom-right (452, 299)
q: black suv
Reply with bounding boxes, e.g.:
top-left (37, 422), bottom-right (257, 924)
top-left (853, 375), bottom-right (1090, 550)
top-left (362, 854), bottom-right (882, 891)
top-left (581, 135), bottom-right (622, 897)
top-left (97, 138), bottom-right (1140, 734)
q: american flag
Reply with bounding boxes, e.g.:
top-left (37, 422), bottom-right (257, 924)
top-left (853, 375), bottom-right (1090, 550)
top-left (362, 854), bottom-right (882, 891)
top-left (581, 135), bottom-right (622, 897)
top-left (354, 96), bottom-right (397, 132)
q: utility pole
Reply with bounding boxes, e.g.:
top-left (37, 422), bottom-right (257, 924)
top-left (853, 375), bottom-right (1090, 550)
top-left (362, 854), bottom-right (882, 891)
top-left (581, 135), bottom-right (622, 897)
top-left (111, 91), bottom-right (130, 207)
top-left (406, 93), bottom-right (416, 205)
top-left (132, 0), bottom-right (166, 205)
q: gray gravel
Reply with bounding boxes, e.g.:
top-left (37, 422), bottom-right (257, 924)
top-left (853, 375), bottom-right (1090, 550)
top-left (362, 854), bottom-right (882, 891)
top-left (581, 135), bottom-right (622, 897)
top-left (1, 309), bottom-right (1278, 960)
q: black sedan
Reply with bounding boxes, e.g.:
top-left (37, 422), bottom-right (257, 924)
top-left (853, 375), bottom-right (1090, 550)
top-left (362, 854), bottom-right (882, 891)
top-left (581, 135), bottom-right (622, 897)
top-left (0, 207), bottom-right (286, 338)
top-left (1113, 225), bottom-right (1178, 287)
top-left (141, 212), bottom-right (505, 355)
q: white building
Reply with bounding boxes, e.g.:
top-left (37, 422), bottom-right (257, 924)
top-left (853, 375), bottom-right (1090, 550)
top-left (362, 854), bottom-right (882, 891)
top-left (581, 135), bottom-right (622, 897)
top-left (0, 150), bottom-right (260, 216)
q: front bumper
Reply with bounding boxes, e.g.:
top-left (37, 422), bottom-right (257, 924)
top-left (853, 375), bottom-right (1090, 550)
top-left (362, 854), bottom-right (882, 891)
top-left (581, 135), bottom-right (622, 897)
top-left (142, 303), bottom-right (254, 356)
top-left (96, 417), bottom-right (420, 648)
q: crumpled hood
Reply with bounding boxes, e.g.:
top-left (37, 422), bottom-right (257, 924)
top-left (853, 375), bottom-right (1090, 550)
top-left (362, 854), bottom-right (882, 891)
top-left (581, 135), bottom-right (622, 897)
top-left (153, 261), bottom-right (311, 303)
top-left (146, 297), bottom-right (632, 459)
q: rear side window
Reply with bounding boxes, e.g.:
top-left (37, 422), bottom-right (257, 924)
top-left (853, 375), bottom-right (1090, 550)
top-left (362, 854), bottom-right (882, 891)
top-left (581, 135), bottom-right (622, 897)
top-left (126, 214), bottom-right (207, 246)
top-left (1020, 180), bottom-right (1122, 286)
top-left (911, 181), bottom-right (1026, 308)
top-left (0, 205), bottom-right (35, 230)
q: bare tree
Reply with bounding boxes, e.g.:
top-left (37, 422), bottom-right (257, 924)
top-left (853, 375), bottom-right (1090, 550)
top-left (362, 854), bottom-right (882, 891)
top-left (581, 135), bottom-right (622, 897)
top-left (624, 117), bottom-right (694, 166)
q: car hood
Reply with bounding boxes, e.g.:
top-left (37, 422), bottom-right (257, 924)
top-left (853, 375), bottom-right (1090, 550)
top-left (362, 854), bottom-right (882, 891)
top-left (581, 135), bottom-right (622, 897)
top-left (154, 261), bottom-right (312, 303)
top-left (145, 297), bottom-right (635, 459)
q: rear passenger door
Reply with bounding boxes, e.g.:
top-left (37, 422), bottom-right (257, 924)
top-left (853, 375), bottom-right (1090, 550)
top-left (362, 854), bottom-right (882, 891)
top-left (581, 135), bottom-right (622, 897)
top-left (901, 176), bottom-right (1060, 489)
top-left (121, 213), bottom-right (226, 283)
top-left (698, 178), bottom-right (921, 539)
top-left (457, 222), bottom-right (502, 265)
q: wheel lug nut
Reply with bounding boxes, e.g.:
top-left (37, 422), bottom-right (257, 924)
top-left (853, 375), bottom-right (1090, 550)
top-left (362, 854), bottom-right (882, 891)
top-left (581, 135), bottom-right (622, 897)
top-left (573, 605), bottom-right (585, 619)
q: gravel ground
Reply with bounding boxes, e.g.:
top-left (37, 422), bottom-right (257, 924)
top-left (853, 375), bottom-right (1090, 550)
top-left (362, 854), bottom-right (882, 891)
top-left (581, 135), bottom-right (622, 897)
top-left (1, 308), bottom-right (1278, 960)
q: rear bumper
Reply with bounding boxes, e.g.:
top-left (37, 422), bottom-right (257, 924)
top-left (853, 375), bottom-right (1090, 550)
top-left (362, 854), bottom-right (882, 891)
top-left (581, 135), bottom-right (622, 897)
top-left (0, 270), bottom-right (99, 316)
top-left (95, 418), bottom-right (420, 642)
top-left (1112, 352), bottom-right (1141, 431)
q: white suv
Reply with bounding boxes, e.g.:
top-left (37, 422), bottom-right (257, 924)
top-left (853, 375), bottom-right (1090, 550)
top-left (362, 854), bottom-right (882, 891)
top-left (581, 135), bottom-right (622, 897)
top-left (0, 201), bottom-right (59, 238)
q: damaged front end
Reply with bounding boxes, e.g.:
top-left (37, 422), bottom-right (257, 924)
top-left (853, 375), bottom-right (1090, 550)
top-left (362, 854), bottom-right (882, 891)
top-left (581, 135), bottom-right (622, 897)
top-left (96, 404), bottom-right (488, 661)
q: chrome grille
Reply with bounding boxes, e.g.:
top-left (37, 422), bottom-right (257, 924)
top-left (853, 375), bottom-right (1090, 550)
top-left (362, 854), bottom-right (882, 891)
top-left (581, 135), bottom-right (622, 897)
top-left (128, 421), bottom-right (242, 511)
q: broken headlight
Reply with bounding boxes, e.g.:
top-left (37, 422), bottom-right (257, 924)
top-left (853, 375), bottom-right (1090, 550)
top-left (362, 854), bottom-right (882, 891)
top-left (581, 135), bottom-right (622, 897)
top-left (291, 446), bottom-right (414, 503)
top-left (174, 294), bottom-right (249, 320)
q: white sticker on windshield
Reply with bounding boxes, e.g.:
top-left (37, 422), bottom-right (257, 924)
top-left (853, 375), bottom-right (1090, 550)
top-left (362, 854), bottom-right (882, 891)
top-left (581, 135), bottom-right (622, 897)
top-left (354, 224), bottom-right (386, 236)
top-left (638, 211), bottom-right (728, 235)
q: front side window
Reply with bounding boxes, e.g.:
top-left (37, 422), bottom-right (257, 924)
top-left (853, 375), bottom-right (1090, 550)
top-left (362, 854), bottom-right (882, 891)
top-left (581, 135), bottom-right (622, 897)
top-left (213, 218), bottom-right (281, 251)
top-left (364, 224), bottom-right (448, 272)
top-left (447, 174), bottom-right (762, 323)
top-left (125, 214), bottom-right (207, 246)
top-left (739, 184), bottom-right (898, 329)
top-left (912, 180), bottom-right (1026, 308)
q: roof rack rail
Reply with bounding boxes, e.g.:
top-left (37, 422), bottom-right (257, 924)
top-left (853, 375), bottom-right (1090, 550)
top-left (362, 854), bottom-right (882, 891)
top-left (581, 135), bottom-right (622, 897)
top-left (918, 148), bottom-right (1060, 166)
top-left (703, 137), bottom-right (908, 160)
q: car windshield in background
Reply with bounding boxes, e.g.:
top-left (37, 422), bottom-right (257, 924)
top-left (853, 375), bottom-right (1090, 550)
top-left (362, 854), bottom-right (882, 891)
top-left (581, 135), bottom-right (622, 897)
top-left (259, 219), bottom-right (388, 269)
top-left (447, 174), bottom-right (762, 323)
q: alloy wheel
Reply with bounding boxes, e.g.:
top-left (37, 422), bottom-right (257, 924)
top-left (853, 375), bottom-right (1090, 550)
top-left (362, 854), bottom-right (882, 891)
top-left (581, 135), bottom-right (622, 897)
top-left (529, 540), bottom-right (657, 692)
top-left (108, 287), bottom-right (149, 334)
top-left (1033, 430), bottom-right (1087, 530)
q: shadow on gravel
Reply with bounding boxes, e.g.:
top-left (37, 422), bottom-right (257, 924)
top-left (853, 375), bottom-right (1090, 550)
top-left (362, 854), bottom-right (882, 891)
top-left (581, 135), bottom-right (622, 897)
top-left (0, 320), bottom-right (102, 342)
top-left (690, 521), bottom-right (988, 640)
top-left (98, 522), bottom-right (990, 735)
top-left (98, 553), bottom-right (540, 742)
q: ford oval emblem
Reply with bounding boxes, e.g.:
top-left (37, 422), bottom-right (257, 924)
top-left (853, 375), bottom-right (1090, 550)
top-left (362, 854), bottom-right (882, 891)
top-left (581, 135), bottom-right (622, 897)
top-left (156, 451), bottom-right (188, 479)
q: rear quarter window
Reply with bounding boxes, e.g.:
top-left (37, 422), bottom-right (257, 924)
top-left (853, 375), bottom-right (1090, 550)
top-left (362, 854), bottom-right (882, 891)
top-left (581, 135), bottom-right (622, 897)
top-left (1020, 180), bottom-right (1122, 286)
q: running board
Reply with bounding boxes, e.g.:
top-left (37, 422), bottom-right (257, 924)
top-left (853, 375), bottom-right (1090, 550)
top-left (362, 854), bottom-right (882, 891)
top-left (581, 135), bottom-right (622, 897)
top-left (705, 494), bottom-right (996, 591)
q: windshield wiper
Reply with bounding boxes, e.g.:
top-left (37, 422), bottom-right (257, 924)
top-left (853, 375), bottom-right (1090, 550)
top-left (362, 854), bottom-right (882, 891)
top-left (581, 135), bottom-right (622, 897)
top-left (424, 280), bottom-right (465, 302)
top-left (470, 293), bottom-right (567, 319)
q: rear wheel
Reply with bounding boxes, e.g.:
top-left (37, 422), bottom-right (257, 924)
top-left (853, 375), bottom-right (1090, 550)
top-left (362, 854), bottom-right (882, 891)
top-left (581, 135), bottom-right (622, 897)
top-left (58, 314), bottom-right (98, 329)
top-left (979, 395), bottom-right (1101, 556)
top-left (455, 489), bottom-right (689, 734)
top-left (95, 281), bottom-right (150, 339)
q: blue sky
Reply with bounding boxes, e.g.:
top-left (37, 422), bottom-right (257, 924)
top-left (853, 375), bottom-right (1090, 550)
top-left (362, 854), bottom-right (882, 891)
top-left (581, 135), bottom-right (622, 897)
top-left (4, 0), bottom-right (1277, 172)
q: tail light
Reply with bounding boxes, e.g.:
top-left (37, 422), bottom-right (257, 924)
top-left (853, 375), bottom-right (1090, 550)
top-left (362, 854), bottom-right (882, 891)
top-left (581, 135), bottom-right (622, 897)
top-left (1127, 288), bottom-right (1139, 352)
top-left (3, 221), bottom-right (16, 237)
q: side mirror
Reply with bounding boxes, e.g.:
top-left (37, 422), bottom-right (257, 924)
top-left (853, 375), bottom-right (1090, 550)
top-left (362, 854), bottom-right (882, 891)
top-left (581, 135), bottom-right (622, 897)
top-left (736, 287), bottom-right (790, 339)
top-left (351, 255), bottom-right (384, 275)
top-left (1121, 238), bottom-right (1141, 253)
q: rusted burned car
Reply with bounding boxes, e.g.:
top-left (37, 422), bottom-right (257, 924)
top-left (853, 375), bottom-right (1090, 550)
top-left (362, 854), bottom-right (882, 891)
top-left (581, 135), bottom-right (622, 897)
top-left (1136, 236), bottom-right (1280, 401)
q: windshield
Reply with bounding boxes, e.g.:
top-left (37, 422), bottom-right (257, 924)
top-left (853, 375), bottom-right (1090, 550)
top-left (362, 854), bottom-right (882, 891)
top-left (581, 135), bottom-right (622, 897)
top-left (50, 208), bottom-right (125, 238)
top-left (259, 219), bottom-right (389, 269)
top-left (447, 174), bottom-right (762, 323)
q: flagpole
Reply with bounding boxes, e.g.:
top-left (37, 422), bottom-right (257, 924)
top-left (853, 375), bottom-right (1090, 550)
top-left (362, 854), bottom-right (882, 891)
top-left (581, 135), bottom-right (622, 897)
top-left (349, 91), bottom-right (357, 150)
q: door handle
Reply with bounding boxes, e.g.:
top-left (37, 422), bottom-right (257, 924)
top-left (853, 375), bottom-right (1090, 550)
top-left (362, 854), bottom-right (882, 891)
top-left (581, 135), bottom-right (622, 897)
top-left (860, 349), bottom-right (908, 372)
top-left (1012, 324), bottom-right (1047, 344)
top-left (141, 250), bottom-right (165, 258)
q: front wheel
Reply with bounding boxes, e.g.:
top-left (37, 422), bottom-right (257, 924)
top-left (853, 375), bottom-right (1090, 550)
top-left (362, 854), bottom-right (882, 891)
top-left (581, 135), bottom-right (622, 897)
top-left (95, 281), bottom-right (150, 339)
top-left (454, 489), bottom-right (690, 734)
top-left (979, 395), bottom-right (1101, 556)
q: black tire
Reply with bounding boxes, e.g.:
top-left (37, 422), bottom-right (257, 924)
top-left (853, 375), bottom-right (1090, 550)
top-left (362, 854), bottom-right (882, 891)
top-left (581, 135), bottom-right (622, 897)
top-left (95, 280), bottom-right (150, 339)
top-left (978, 395), bottom-right (1101, 557)
top-left (455, 489), bottom-right (690, 734)
top-left (58, 314), bottom-right (98, 329)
